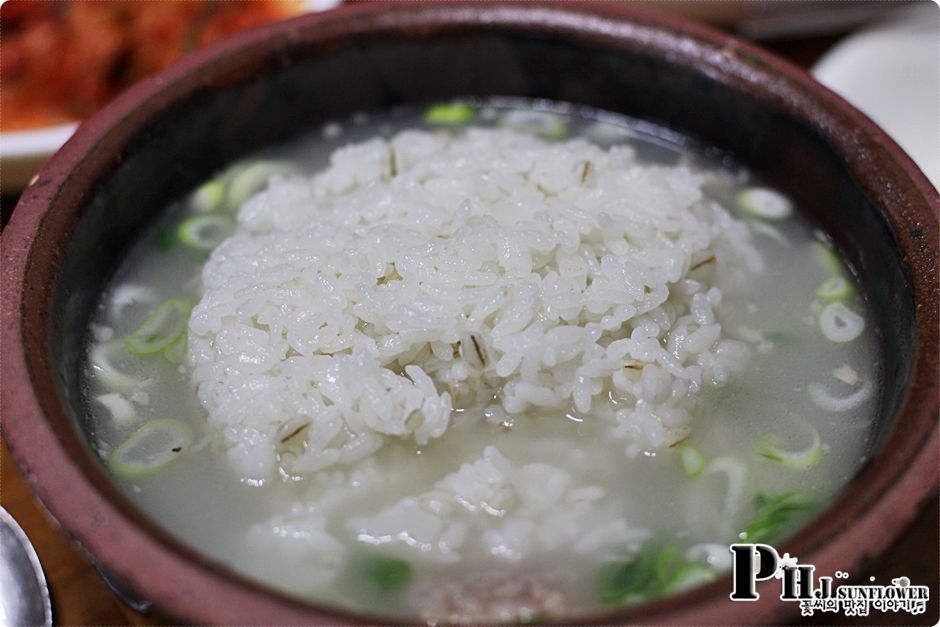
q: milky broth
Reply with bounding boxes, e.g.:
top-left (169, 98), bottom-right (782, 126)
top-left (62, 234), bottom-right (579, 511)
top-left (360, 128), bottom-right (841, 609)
top-left (83, 101), bottom-right (881, 619)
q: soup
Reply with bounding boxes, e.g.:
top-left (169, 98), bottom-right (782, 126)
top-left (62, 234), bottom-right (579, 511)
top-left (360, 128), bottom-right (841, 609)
top-left (83, 101), bottom-right (880, 621)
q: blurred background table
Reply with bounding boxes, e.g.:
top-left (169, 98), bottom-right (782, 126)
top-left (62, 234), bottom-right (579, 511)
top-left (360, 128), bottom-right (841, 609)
top-left (1, 2), bottom-right (936, 625)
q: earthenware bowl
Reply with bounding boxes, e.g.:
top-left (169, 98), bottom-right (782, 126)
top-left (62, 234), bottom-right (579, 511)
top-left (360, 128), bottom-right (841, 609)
top-left (2, 2), bottom-right (937, 624)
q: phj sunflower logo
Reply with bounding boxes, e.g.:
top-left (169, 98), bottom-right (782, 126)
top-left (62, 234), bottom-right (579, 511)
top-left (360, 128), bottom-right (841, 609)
top-left (730, 544), bottom-right (930, 617)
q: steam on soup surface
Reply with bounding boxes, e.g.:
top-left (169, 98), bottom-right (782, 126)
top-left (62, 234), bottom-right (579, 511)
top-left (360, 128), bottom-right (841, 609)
top-left (84, 101), bottom-right (880, 621)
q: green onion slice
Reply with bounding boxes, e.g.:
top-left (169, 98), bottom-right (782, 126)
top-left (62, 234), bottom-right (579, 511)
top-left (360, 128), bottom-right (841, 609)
top-left (808, 379), bottom-right (871, 413)
top-left (818, 302), bottom-right (864, 343)
top-left (225, 160), bottom-right (299, 212)
top-left (764, 331), bottom-right (791, 346)
top-left (190, 179), bottom-right (225, 213)
top-left (596, 544), bottom-right (715, 604)
top-left (815, 276), bottom-right (851, 301)
top-left (596, 546), bottom-right (662, 604)
top-left (756, 423), bottom-right (825, 470)
top-left (665, 564), bottom-right (717, 594)
top-left (109, 419), bottom-right (193, 478)
top-left (95, 392), bottom-right (136, 426)
top-left (677, 443), bottom-right (706, 478)
top-left (156, 230), bottom-right (174, 251)
top-left (739, 491), bottom-right (807, 543)
top-left (163, 333), bottom-right (188, 364)
top-left (424, 103), bottom-right (475, 125)
top-left (812, 241), bottom-right (844, 277)
top-left (500, 110), bottom-right (569, 139)
top-left (126, 299), bottom-right (192, 355)
top-left (177, 215), bottom-right (233, 251)
top-left (748, 220), bottom-right (788, 245)
top-left (703, 457), bottom-right (747, 520)
top-left (89, 340), bottom-right (145, 391)
top-left (736, 187), bottom-right (792, 220)
top-left (358, 555), bottom-right (413, 593)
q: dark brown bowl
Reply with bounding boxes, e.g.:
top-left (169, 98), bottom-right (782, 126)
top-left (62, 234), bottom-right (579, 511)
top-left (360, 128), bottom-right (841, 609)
top-left (2, 2), bottom-right (937, 624)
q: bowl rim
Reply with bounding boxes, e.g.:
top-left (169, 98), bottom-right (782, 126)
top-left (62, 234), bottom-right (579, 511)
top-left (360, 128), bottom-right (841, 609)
top-left (2, 2), bottom-right (938, 624)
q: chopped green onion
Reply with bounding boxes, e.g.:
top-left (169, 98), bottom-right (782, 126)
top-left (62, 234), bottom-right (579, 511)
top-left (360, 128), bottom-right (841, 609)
top-left (703, 456), bottom-right (747, 520)
top-left (739, 491), bottom-right (808, 543)
top-left (666, 564), bottom-right (717, 594)
top-left (756, 424), bottom-right (825, 470)
top-left (163, 333), bottom-right (188, 364)
top-left (126, 299), bottom-right (191, 355)
top-left (764, 331), bottom-right (792, 346)
top-left (812, 241), bottom-right (843, 277)
top-left (156, 229), bottom-right (174, 252)
top-left (225, 160), bottom-right (299, 211)
top-left (736, 187), bottom-right (792, 220)
top-left (597, 547), bottom-right (661, 604)
top-left (815, 276), bottom-right (851, 301)
top-left (818, 302), bottom-right (864, 343)
top-left (177, 215), bottom-right (233, 251)
top-left (89, 341), bottom-right (144, 391)
top-left (191, 179), bottom-right (225, 212)
top-left (748, 220), bottom-right (788, 244)
top-left (500, 110), bottom-right (568, 139)
top-left (95, 392), bottom-right (136, 426)
top-left (597, 544), bottom-right (713, 604)
top-left (108, 419), bottom-right (192, 478)
top-left (424, 103), bottom-right (475, 125)
top-left (357, 555), bottom-right (413, 593)
top-left (677, 443), bottom-right (706, 478)
top-left (808, 379), bottom-right (872, 412)
top-left (655, 546), bottom-right (682, 586)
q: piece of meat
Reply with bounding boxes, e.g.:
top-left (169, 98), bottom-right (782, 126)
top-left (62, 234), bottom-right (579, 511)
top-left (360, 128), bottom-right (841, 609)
top-left (418, 575), bottom-right (568, 624)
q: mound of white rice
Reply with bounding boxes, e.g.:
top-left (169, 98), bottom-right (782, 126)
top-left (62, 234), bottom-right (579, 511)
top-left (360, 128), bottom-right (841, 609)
top-left (188, 128), bottom-right (761, 480)
top-left (347, 445), bottom-right (647, 565)
top-left (244, 445), bottom-right (646, 592)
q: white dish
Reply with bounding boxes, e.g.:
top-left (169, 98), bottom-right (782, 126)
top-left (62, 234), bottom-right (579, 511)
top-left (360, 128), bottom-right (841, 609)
top-left (812, 4), bottom-right (939, 190)
top-left (1, 123), bottom-right (79, 192)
